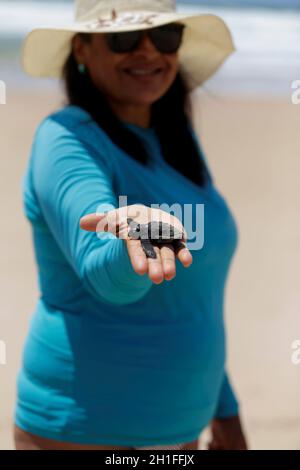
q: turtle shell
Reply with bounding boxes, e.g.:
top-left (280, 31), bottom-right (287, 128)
top-left (127, 218), bottom-right (186, 258)
top-left (140, 221), bottom-right (183, 243)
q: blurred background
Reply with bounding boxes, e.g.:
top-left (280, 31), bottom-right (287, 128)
top-left (1, 0), bottom-right (300, 450)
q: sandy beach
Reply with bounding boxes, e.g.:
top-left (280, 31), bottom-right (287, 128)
top-left (0, 87), bottom-right (299, 449)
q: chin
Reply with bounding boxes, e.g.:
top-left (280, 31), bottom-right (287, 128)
top-left (127, 97), bottom-right (161, 106)
top-left (125, 89), bottom-right (169, 106)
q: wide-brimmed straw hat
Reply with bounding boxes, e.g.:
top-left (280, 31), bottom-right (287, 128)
top-left (22, 0), bottom-right (235, 90)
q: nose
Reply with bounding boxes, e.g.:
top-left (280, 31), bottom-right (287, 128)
top-left (134, 31), bottom-right (159, 56)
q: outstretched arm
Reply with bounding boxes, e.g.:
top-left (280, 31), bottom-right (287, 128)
top-left (30, 117), bottom-right (153, 306)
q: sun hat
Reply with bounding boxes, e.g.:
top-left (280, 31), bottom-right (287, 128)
top-left (21, 0), bottom-right (235, 90)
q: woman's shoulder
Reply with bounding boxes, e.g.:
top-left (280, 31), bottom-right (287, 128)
top-left (36, 105), bottom-right (93, 137)
top-left (30, 105), bottom-right (115, 175)
top-left (33, 105), bottom-right (112, 157)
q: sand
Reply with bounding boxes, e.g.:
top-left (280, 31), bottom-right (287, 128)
top-left (0, 87), bottom-right (300, 450)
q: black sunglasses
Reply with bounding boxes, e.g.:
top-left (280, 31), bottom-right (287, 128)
top-left (105, 23), bottom-right (186, 54)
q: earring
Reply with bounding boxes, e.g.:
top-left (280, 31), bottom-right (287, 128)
top-left (78, 63), bottom-right (86, 74)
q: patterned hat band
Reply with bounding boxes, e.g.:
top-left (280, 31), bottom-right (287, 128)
top-left (76, 0), bottom-right (176, 22)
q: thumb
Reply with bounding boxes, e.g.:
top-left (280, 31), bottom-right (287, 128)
top-left (80, 213), bottom-right (107, 232)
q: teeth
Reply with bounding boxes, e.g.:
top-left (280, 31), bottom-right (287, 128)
top-left (127, 69), bottom-right (161, 76)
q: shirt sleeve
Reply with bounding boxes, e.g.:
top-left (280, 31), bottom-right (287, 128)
top-left (214, 370), bottom-right (240, 418)
top-left (31, 116), bottom-right (153, 306)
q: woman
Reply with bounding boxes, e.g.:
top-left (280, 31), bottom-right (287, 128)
top-left (14, 0), bottom-right (248, 450)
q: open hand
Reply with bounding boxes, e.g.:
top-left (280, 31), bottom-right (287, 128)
top-left (80, 204), bottom-right (193, 285)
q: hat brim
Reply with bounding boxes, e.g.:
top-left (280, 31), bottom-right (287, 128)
top-left (21, 11), bottom-right (235, 91)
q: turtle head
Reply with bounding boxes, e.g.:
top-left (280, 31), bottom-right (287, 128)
top-left (127, 218), bottom-right (141, 239)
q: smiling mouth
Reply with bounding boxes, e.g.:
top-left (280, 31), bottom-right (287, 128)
top-left (123, 67), bottom-right (165, 77)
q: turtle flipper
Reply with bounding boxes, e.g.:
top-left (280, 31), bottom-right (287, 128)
top-left (172, 239), bottom-right (186, 254)
top-left (141, 239), bottom-right (157, 259)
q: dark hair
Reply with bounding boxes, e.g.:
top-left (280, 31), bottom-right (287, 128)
top-left (61, 33), bottom-right (208, 187)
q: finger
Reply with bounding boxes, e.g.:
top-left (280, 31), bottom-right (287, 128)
top-left (159, 244), bottom-right (176, 281)
top-left (126, 239), bottom-right (148, 275)
top-left (115, 217), bottom-right (131, 239)
top-left (80, 213), bottom-right (106, 232)
top-left (174, 239), bottom-right (193, 267)
top-left (147, 245), bottom-right (164, 284)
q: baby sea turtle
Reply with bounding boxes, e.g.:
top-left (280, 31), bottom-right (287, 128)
top-left (127, 217), bottom-right (186, 259)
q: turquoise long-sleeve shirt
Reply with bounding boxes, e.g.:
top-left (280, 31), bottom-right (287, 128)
top-left (15, 104), bottom-right (239, 446)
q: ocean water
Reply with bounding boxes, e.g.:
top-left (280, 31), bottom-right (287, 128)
top-left (0, 1), bottom-right (300, 96)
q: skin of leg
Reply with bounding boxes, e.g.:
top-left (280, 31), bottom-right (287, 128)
top-left (130, 438), bottom-right (200, 451)
top-left (13, 425), bottom-right (132, 450)
top-left (180, 438), bottom-right (199, 450)
top-left (14, 425), bottom-right (199, 451)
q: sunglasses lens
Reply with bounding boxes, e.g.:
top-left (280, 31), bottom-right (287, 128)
top-left (106, 31), bottom-right (141, 53)
top-left (150, 23), bottom-right (185, 54)
top-left (105, 23), bottom-right (185, 54)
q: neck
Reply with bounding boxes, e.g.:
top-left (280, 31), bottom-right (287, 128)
top-left (108, 99), bottom-right (151, 129)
